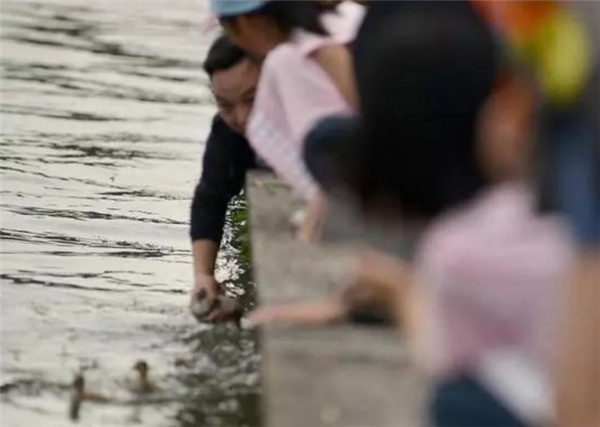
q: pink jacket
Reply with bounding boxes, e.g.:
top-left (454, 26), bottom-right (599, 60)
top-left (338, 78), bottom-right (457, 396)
top-left (416, 183), bottom-right (574, 380)
top-left (247, 2), bottom-right (365, 200)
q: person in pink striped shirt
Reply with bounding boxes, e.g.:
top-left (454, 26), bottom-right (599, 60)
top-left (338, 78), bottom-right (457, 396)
top-left (208, 1), bottom-right (364, 231)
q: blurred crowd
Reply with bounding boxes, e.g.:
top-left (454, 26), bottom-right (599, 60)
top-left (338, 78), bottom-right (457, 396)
top-left (189, 1), bottom-right (599, 426)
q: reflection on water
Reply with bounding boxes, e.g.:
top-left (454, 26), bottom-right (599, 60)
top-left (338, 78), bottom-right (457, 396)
top-left (1, 1), bottom-right (261, 426)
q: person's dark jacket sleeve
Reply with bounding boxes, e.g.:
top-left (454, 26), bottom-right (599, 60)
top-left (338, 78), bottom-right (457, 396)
top-left (190, 115), bottom-right (256, 244)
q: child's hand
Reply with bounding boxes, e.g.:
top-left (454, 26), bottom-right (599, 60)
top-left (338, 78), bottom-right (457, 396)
top-left (341, 248), bottom-right (415, 326)
top-left (297, 195), bottom-right (328, 244)
top-left (247, 299), bottom-right (346, 327)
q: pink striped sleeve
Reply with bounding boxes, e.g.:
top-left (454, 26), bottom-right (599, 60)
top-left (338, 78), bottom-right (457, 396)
top-left (247, 44), bottom-right (351, 199)
top-left (248, 110), bottom-right (319, 200)
top-left (263, 44), bottom-right (352, 144)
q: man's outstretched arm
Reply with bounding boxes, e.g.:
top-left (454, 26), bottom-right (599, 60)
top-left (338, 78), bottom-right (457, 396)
top-left (189, 116), bottom-right (254, 320)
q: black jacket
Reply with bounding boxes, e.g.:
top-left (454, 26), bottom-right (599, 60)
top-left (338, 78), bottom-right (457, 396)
top-left (190, 115), bottom-right (257, 243)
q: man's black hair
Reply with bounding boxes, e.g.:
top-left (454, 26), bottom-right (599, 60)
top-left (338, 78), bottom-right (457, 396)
top-left (203, 34), bottom-right (248, 77)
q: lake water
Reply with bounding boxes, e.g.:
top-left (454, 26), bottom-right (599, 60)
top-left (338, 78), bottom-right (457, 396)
top-left (0, 1), bottom-right (261, 426)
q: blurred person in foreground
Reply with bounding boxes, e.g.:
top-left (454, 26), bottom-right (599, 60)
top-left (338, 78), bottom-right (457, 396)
top-left (473, 2), bottom-right (599, 425)
top-left (250, 2), bottom-right (577, 426)
top-left (208, 0), bottom-right (365, 241)
top-left (189, 35), bottom-right (262, 322)
top-left (304, 3), bottom-right (599, 423)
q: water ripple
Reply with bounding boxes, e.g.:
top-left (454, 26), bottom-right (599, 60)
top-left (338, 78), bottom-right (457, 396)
top-left (1, 1), bottom-right (260, 426)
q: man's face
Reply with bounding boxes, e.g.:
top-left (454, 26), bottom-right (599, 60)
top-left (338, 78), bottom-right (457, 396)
top-left (211, 59), bottom-right (260, 135)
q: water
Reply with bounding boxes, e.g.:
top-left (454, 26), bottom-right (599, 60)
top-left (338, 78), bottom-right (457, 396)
top-left (0, 1), bottom-right (261, 426)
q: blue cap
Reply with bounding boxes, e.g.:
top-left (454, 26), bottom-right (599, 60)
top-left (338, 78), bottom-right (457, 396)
top-left (209, 0), bottom-right (269, 17)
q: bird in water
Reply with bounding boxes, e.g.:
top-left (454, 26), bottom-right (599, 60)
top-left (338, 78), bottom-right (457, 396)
top-left (69, 372), bottom-right (108, 421)
top-left (130, 360), bottom-right (157, 395)
top-left (0, 382), bottom-right (15, 394)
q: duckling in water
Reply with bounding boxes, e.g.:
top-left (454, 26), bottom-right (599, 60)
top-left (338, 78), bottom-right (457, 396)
top-left (69, 373), bottom-right (108, 421)
top-left (69, 375), bottom-right (83, 421)
top-left (131, 361), bottom-right (157, 395)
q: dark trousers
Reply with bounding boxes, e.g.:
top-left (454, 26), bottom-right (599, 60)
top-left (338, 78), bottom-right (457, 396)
top-left (431, 376), bottom-right (527, 427)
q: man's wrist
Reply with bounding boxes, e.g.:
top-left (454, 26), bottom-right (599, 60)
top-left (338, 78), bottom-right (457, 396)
top-left (194, 274), bottom-right (222, 295)
top-left (195, 273), bottom-right (217, 284)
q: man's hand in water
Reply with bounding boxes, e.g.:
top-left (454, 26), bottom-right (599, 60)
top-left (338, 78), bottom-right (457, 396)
top-left (190, 275), bottom-right (243, 323)
top-left (190, 240), bottom-right (234, 323)
top-left (189, 274), bottom-right (220, 321)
